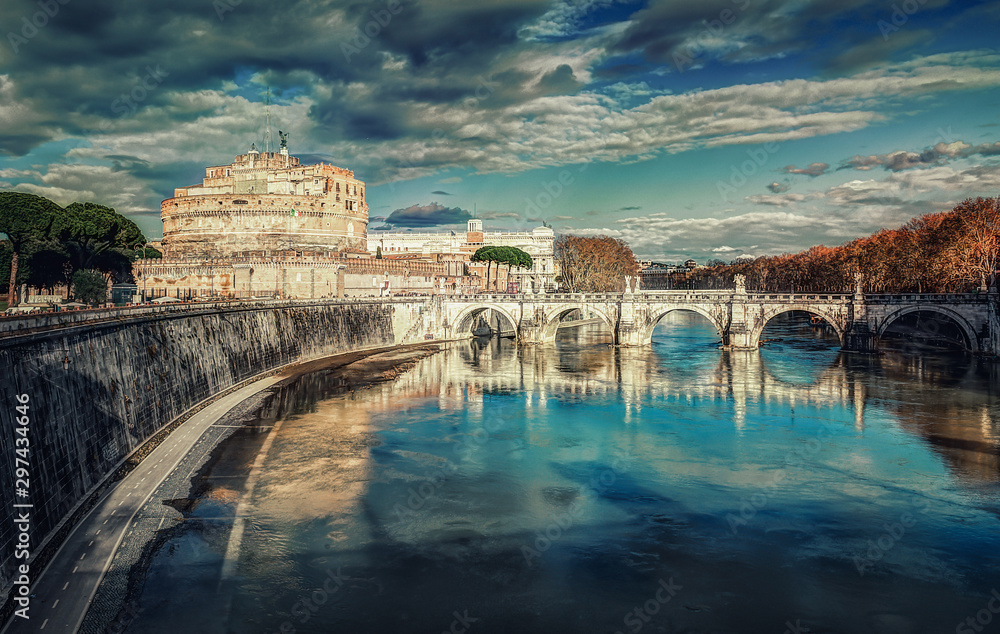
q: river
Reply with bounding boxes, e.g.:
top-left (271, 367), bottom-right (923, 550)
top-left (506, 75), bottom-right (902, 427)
top-left (118, 313), bottom-right (1000, 634)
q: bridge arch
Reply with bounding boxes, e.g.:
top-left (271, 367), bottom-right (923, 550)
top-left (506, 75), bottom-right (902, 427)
top-left (451, 303), bottom-right (520, 338)
top-left (639, 306), bottom-right (726, 345)
top-left (540, 304), bottom-right (616, 341)
top-left (876, 305), bottom-right (979, 352)
top-left (751, 306), bottom-right (848, 349)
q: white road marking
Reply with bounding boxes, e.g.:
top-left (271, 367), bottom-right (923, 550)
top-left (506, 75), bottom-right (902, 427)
top-left (9, 373), bottom-right (292, 634)
top-left (40, 619), bottom-right (48, 630)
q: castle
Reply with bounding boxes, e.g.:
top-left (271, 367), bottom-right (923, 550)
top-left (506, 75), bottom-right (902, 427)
top-left (133, 134), bottom-right (555, 300)
top-left (161, 141), bottom-right (368, 257)
top-left (135, 137), bottom-right (476, 299)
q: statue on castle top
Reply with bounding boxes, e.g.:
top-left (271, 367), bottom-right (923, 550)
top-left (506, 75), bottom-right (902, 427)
top-left (278, 131), bottom-right (288, 149)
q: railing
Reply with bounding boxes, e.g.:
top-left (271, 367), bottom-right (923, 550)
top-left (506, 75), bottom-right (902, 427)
top-left (864, 293), bottom-right (989, 303)
top-left (4, 290), bottom-right (988, 337)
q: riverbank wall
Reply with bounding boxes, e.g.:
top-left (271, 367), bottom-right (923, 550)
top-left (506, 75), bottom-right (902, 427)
top-left (0, 301), bottom-right (402, 592)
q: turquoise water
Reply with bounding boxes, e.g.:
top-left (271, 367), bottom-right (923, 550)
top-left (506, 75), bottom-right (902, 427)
top-left (129, 313), bottom-right (1000, 633)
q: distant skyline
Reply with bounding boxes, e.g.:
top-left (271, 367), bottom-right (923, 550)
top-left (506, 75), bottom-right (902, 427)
top-left (1, 0), bottom-right (998, 261)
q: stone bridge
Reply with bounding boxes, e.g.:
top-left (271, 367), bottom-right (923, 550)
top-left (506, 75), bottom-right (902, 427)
top-left (1, 287), bottom-right (996, 355)
top-left (430, 287), bottom-right (999, 354)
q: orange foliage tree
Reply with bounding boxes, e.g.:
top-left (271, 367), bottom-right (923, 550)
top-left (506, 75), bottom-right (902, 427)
top-left (689, 197), bottom-right (999, 292)
top-left (555, 235), bottom-right (639, 292)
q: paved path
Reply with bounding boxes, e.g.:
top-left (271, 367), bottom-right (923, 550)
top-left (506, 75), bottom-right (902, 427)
top-left (2, 374), bottom-right (286, 634)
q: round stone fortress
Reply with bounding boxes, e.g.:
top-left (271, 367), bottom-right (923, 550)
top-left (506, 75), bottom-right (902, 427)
top-left (160, 143), bottom-right (368, 258)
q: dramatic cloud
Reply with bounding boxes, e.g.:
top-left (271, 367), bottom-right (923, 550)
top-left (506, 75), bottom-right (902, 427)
top-left (382, 202), bottom-right (472, 228)
top-left (0, 0), bottom-right (996, 257)
top-left (610, 0), bottom-right (953, 73)
top-left (784, 163), bottom-right (829, 177)
top-left (839, 140), bottom-right (1000, 172)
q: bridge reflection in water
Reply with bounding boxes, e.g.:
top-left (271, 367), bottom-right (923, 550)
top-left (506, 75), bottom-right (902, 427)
top-left (389, 313), bottom-right (999, 486)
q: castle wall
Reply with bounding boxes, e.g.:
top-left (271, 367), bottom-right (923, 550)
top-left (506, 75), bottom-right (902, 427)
top-left (161, 193), bottom-right (367, 257)
top-left (134, 256), bottom-right (472, 299)
top-left (162, 151), bottom-right (369, 259)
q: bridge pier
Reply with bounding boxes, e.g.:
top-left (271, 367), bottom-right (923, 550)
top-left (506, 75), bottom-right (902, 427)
top-left (724, 324), bottom-right (756, 350)
top-left (988, 289), bottom-right (999, 357)
top-left (615, 322), bottom-right (643, 346)
top-left (842, 322), bottom-right (879, 353)
top-left (517, 306), bottom-right (547, 344)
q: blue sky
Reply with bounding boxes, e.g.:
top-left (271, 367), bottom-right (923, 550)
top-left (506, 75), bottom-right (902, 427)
top-left (1, 0), bottom-right (998, 261)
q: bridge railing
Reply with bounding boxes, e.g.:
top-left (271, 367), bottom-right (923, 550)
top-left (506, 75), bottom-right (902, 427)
top-left (864, 293), bottom-right (989, 303)
top-left (745, 293), bottom-right (853, 302)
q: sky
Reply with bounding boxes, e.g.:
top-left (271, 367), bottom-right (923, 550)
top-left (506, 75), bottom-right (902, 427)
top-left (1, 0), bottom-right (998, 263)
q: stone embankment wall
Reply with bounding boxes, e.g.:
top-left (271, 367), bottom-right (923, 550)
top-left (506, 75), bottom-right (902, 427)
top-left (0, 302), bottom-right (398, 589)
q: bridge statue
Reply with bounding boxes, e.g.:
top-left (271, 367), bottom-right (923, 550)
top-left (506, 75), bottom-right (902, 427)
top-left (854, 272), bottom-right (864, 296)
top-left (624, 276), bottom-right (633, 294)
top-left (734, 274), bottom-right (746, 294)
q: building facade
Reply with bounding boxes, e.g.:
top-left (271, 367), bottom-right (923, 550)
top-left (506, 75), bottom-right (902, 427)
top-left (368, 220), bottom-right (557, 292)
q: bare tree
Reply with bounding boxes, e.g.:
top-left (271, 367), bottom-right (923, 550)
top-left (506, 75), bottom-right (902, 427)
top-left (555, 235), bottom-right (638, 292)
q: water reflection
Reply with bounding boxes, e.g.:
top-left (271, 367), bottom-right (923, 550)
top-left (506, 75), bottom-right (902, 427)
top-left (383, 316), bottom-right (999, 490)
top-left (127, 314), bottom-right (1000, 634)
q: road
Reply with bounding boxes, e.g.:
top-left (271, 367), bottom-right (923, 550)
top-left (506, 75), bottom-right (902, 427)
top-left (2, 374), bottom-right (286, 634)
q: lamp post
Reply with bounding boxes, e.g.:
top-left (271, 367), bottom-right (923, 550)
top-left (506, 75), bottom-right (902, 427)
top-left (133, 244), bottom-right (149, 303)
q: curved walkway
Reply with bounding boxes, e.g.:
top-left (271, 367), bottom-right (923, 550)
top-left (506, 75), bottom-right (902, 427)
top-left (1, 375), bottom-right (286, 634)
